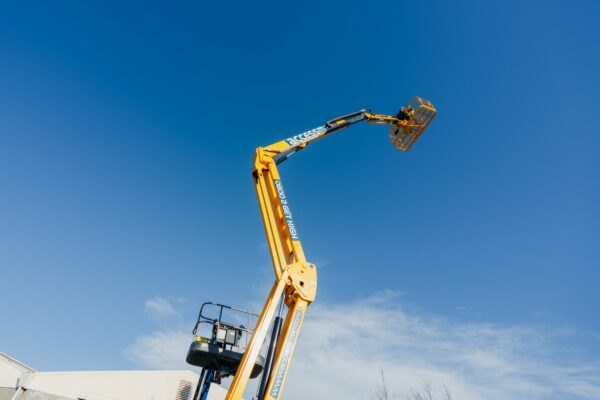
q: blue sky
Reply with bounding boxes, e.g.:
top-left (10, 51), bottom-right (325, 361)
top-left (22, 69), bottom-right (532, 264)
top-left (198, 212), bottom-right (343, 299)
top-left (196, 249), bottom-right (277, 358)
top-left (1, 1), bottom-right (599, 399)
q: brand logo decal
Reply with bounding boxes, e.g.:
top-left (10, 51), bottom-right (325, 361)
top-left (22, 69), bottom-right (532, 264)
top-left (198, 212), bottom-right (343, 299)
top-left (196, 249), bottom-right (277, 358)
top-left (269, 310), bottom-right (303, 398)
top-left (284, 126), bottom-right (327, 146)
top-left (274, 179), bottom-right (299, 241)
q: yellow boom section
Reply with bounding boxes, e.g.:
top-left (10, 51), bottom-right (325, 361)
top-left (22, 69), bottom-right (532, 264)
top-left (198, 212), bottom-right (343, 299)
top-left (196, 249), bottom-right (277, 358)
top-left (225, 97), bottom-right (437, 400)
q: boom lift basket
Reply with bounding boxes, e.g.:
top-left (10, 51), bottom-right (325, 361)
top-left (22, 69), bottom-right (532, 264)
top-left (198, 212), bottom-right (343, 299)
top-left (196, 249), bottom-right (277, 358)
top-left (388, 96), bottom-right (437, 151)
top-left (186, 302), bottom-right (265, 380)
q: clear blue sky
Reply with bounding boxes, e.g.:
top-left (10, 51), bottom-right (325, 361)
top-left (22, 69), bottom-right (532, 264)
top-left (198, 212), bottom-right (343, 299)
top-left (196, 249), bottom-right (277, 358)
top-left (1, 1), bottom-right (598, 396)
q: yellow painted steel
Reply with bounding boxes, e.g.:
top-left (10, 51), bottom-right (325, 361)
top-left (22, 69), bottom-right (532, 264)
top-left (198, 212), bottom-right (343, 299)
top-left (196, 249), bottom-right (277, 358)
top-left (225, 98), bottom-right (436, 400)
top-left (388, 97), bottom-right (437, 151)
top-left (225, 270), bottom-right (290, 399)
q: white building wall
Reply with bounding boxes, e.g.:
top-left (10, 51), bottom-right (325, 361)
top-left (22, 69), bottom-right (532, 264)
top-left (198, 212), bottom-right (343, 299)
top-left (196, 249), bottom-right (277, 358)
top-left (0, 353), bottom-right (229, 400)
top-left (25, 370), bottom-right (199, 400)
top-left (205, 383), bottom-right (228, 400)
top-left (0, 352), bottom-right (35, 388)
top-left (0, 353), bottom-right (35, 400)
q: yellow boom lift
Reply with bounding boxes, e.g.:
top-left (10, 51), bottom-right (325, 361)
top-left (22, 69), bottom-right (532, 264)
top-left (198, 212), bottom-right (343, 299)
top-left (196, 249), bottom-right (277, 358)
top-left (186, 97), bottom-right (437, 400)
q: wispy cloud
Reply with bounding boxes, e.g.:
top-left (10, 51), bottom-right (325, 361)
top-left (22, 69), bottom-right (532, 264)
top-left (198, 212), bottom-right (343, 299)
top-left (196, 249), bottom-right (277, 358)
top-left (144, 296), bottom-right (182, 321)
top-left (125, 292), bottom-right (600, 400)
top-left (125, 296), bottom-right (189, 369)
top-left (286, 292), bottom-right (600, 400)
top-left (124, 330), bottom-right (190, 370)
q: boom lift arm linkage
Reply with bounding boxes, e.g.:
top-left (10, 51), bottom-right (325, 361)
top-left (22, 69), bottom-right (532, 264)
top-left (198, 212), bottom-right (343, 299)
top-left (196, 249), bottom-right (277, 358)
top-left (226, 97), bottom-right (437, 400)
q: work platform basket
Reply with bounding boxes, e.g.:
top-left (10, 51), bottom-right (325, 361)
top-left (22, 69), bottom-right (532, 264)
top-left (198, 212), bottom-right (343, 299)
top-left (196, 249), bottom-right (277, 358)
top-left (389, 96), bottom-right (437, 151)
top-left (186, 302), bottom-right (265, 380)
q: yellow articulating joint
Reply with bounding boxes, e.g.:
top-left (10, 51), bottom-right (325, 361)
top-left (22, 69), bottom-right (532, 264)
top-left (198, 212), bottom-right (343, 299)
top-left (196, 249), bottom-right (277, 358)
top-left (286, 262), bottom-right (317, 303)
top-left (254, 147), bottom-right (275, 172)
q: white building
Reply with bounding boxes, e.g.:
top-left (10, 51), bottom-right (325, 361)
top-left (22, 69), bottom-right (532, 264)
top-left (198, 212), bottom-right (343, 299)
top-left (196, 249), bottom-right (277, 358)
top-left (0, 352), bottom-right (227, 400)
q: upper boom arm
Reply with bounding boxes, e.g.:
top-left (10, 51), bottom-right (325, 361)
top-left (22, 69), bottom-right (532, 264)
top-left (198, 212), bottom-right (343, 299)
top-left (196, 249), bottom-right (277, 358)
top-left (262, 109), bottom-right (408, 165)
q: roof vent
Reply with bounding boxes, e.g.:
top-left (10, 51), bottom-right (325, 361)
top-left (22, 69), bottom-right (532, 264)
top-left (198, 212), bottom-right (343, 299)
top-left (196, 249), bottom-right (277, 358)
top-left (175, 380), bottom-right (192, 400)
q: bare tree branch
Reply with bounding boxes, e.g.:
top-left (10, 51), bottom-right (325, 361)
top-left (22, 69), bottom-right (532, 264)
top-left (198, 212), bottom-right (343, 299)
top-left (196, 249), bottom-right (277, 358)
top-left (374, 369), bottom-right (392, 400)
top-left (443, 384), bottom-right (452, 400)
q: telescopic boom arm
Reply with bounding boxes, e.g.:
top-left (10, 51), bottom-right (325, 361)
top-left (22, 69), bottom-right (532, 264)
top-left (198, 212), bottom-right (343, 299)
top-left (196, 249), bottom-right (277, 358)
top-left (261, 109), bottom-right (407, 164)
top-left (225, 97), bottom-right (437, 400)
